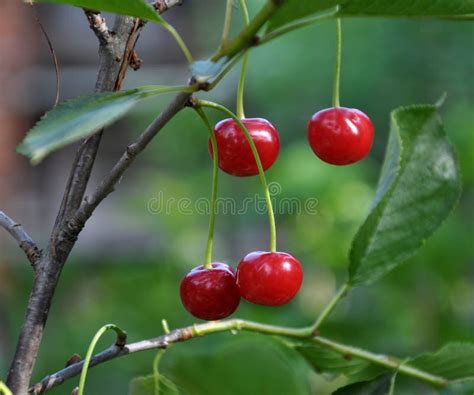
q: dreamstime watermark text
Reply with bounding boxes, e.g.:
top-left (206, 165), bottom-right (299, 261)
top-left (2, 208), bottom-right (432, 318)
top-left (147, 182), bottom-right (318, 216)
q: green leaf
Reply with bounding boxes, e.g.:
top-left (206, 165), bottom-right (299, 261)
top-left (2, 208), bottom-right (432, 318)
top-left (129, 374), bottom-right (180, 395)
top-left (442, 379), bottom-right (474, 395)
top-left (163, 336), bottom-right (313, 395)
top-left (289, 339), bottom-right (386, 383)
top-left (410, 343), bottom-right (474, 381)
top-left (35, 0), bottom-right (163, 24)
top-left (268, 1), bottom-right (474, 31)
top-left (129, 348), bottom-right (180, 395)
top-left (332, 373), bottom-right (394, 395)
top-left (348, 104), bottom-right (461, 286)
top-left (17, 85), bottom-right (189, 164)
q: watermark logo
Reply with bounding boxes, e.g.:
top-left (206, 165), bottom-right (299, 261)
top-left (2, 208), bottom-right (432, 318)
top-left (147, 182), bottom-right (318, 216)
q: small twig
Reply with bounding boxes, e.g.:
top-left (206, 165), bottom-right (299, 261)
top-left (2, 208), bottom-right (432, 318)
top-left (114, 17), bottom-right (142, 90)
top-left (84, 10), bottom-right (112, 45)
top-left (29, 319), bottom-right (449, 394)
top-left (153, 0), bottom-right (183, 13)
top-left (0, 211), bottom-right (41, 267)
top-left (29, 2), bottom-right (61, 106)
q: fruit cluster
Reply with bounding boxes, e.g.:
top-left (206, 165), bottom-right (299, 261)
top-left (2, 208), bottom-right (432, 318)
top-left (180, 108), bottom-right (374, 320)
top-left (180, 19), bottom-right (374, 321)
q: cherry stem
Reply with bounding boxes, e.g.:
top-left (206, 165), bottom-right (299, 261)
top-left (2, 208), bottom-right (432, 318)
top-left (236, 0), bottom-right (250, 119)
top-left (78, 324), bottom-right (126, 395)
top-left (310, 282), bottom-right (351, 332)
top-left (218, 0), bottom-right (234, 53)
top-left (160, 21), bottom-right (193, 64)
top-left (332, 18), bottom-right (342, 108)
top-left (197, 100), bottom-right (277, 253)
top-left (194, 107), bottom-right (220, 269)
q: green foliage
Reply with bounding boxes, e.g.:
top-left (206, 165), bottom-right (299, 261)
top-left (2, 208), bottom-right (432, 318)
top-left (17, 86), bottom-right (188, 164)
top-left (160, 336), bottom-right (314, 395)
top-left (289, 339), bottom-right (385, 384)
top-left (442, 379), bottom-right (474, 395)
top-left (35, 0), bottom-right (163, 24)
top-left (129, 374), bottom-right (179, 395)
top-left (332, 373), bottom-right (394, 395)
top-left (348, 104), bottom-right (461, 286)
top-left (410, 343), bottom-right (474, 381)
top-left (268, 1), bottom-right (474, 31)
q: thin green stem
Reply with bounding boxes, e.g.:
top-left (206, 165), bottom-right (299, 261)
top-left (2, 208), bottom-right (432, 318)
top-left (236, 53), bottom-right (249, 119)
top-left (219, 0), bottom-right (234, 52)
top-left (194, 107), bottom-right (220, 269)
top-left (161, 21), bottom-right (194, 64)
top-left (239, 0), bottom-right (250, 24)
top-left (310, 336), bottom-right (448, 387)
top-left (258, 6), bottom-right (340, 46)
top-left (152, 350), bottom-right (166, 395)
top-left (236, 0), bottom-right (250, 119)
top-left (311, 283), bottom-right (351, 332)
top-left (333, 18), bottom-right (342, 107)
top-left (78, 324), bottom-right (127, 395)
top-left (190, 319), bottom-right (449, 388)
top-left (197, 100), bottom-right (277, 252)
top-left (207, 52), bottom-right (245, 90)
top-left (212, 1), bottom-right (279, 61)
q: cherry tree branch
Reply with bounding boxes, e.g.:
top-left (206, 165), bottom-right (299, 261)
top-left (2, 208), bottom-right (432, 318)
top-left (8, 2), bottom-right (284, 393)
top-left (6, 4), bottom-right (178, 392)
top-left (0, 211), bottom-right (41, 267)
top-left (30, 319), bottom-right (448, 394)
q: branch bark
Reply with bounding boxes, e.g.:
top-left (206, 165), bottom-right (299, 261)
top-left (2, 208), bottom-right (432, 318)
top-left (0, 211), bottom-right (41, 267)
top-left (8, 11), bottom-right (150, 395)
top-left (29, 319), bottom-right (449, 394)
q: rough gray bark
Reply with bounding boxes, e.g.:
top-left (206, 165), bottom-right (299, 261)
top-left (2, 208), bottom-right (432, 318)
top-left (0, 211), bottom-right (41, 267)
top-left (6, 13), bottom-right (140, 395)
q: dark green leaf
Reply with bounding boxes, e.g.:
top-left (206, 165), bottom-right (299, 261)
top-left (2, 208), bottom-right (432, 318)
top-left (333, 373), bottom-right (394, 395)
top-left (410, 343), bottom-right (474, 381)
top-left (17, 85), bottom-right (188, 164)
top-left (163, 336), bottom-right (313, 395)
top-left (129, 374), bottom-right (180, 395)
top-left (35, 0), bottom-right (163, 24)
top-left (348, 104), bottom-right (461, 285)
top-left (442, 379), bottom-right (474, 395)
top-left (289, 339), bottom-right (386, 383)
top-left (268, 1), bottom-right (474, 31)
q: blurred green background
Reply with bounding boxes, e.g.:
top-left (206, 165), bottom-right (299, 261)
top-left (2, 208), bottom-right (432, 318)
top-left (0, 1), bottom-right (473, 394)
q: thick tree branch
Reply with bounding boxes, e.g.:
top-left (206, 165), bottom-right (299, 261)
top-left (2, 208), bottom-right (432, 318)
top-left (0, 211), bottom-right (41, 267)
top-left (29, 319), bottom-right (449, 394)
top-left (8, 12), bottom-right (147, 395)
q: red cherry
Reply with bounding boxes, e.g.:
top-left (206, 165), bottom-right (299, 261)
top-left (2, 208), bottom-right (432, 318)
top-left (180, 263), bottom-right (240, 320)
top-left (307, 107), bottom-right (374, 165)
top-left (236, 251), bottom-right (303, 306)
top-left (209, 118), bottom-right (280, 177)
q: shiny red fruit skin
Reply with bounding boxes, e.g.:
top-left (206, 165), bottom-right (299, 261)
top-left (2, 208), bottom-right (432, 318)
top-left (236, 251), bottom-right (303, 306)
top-left (307, 107), bottom-right (374, 165)
top-left (180, 263), bottom-right (240, 321)
top-left (209, 118), bottom-right (280, 177)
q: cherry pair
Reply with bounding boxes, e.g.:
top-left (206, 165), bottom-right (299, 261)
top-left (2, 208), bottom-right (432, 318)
top-left (209, 107), bottom-right (374, 176)
top-left (180, 251), bottom-right (303, 321)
